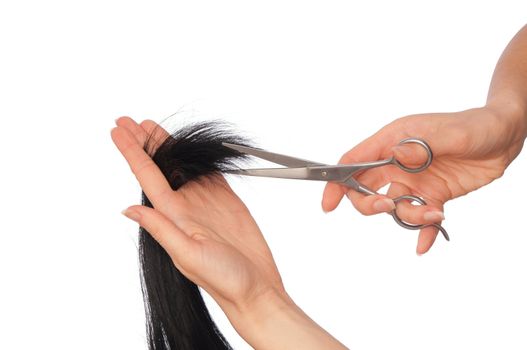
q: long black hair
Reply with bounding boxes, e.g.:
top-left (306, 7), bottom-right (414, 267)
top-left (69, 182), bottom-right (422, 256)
top-left (138, 120), bottom-right (253, 349)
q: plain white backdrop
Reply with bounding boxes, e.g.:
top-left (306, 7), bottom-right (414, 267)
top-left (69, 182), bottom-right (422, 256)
top-left (1, 1), bottom-right (526, 349)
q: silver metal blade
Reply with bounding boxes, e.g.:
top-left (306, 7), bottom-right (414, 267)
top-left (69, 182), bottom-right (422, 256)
top-left (225, 165), bottom-right (359, 181)
top-left (222, 142), bottom-right (323, 167)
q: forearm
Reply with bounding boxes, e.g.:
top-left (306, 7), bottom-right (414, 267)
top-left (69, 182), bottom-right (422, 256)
top-left (225, 290), bottom-right (348, 350)
top-left (486, 24), bottom-right (527, 138)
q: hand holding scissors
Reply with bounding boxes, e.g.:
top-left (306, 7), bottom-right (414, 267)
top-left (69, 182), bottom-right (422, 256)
top-left (223, 138), bottom-right (450, 241)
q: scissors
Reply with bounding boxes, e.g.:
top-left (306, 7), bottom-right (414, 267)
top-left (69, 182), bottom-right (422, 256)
top-left (222, 138), bottom-right (449, 241)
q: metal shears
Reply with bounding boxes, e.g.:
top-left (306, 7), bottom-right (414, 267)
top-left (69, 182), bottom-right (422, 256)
top-left (222, 138), bottom-right (449, 241)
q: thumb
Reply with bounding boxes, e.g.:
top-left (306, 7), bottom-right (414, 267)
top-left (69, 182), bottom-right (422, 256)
top-left (322, 131), bottom-right (390, 212)
top-left (121, 205), bottom-right (197, 266)
top-left (391, 143), bottom-right (430, 168)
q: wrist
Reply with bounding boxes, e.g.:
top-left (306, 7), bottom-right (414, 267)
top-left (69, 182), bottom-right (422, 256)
top-left (223, 288), bottom-right (347, 350)
top-left (485, 97), bottom-right (527, 141)
top-left (228, 288), bottom-right (296, 337)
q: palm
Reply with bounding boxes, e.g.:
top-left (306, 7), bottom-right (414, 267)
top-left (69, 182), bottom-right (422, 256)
top-left (163, 178), bottom-right (283, 304)
top-left (111, 117), bottom-right (284, 309)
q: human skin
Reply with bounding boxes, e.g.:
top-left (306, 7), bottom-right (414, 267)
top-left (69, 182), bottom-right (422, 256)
top-left (113, 24), bottom-right (527, 349)
top-left (112, 118), bottom-right (348, 349)
top-left (322, 25), bottom-right (527, 255)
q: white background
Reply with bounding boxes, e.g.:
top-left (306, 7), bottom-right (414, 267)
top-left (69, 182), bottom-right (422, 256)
top-left (1, 1), bottom-right (526, 349)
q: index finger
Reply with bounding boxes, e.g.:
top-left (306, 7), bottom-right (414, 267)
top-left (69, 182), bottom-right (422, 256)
top-left (322, 130), bottom-right (393, 212)
top-left (140, 119), bottom-right (170, 154)
top-left (111, 126), bottom-right (178, 212)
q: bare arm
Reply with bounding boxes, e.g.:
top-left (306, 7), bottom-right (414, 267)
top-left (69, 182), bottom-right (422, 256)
top-left (112, 25), bottom-right (527, 350)
top-left (113, 117), bottom-right (347, 349)
top-left (488, 25), bottom-right (527, 122)
top-left (323, 24), bottom-right (527, 254)
top-left (487, 25), bottom-right (527, 153)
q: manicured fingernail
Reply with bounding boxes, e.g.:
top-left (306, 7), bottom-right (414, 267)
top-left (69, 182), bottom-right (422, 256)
top-left (373, 198), bottom-right (396, 212)
top-left (423, 211), bottom-right (445, 222)
top-left (121, 208), bottom-right (141, 222)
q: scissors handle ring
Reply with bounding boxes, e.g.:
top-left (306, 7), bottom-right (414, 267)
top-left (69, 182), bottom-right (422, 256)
top-left (390, 195), bottom-right (450, 241)
top-left (392, 138), bottom-right (433, 173)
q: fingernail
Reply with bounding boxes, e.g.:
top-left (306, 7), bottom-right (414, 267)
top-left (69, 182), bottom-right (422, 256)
top-left (373, 198), bottom-right (396, 212)
top-left (416, 252), bottom-right (423, 257)
top-left (121, 208), bottom-right (141, 222)
top-left (423, 211), bottom-right (445, 222)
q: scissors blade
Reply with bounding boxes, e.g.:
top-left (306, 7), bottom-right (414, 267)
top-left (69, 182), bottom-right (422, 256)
top-left (222, 142), bottom-right (324, 167)
top-left (226, 165), bottom-right (359, 182)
